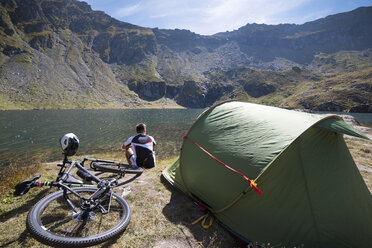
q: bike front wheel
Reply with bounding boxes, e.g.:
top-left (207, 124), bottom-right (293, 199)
top-left (27, 187), bottom-right (131, 247)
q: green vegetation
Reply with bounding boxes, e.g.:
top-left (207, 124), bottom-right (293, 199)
top-left (58, 28), bottom-right (71, 43)
top-left (24, 30), bottom-right (53, 42)
top-left (116, 59), bottom-right (162, 84)
top-left (66, 45), bottom-right (82, 66)
top-left (207, 66), bottom-right (322, 108)
top-left (311, 49), bottom-right (372, 75)
top-left (284, 68), bottom-right (372, 110)
top-left (8, 53), bottom-right (32, 64)
top-left (162, 65), bottom-right (195, 86)
top-left (0, 93), bottom-right (27, 110)
top-left (204, 63), bottom-right (371, 112)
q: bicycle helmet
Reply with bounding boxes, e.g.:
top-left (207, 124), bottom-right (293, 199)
top-left (60, 133), bottom-right (79, 156)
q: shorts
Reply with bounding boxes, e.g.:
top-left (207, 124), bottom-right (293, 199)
top-left (130, 154), bottom-right (155, 169)
top-left (129, 154), bottom-right (139, 169)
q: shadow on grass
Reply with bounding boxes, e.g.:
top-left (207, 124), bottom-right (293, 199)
top-left (0, 189), bottom-right (50, 248)
top-left (0, 228), bottom-right (32, 248)
top-left (0, 189), bottom-right (50, 223)
top-left (117, 173), bottom-right (142, 186)
top-left (160, 176), bottom-right (247, 248)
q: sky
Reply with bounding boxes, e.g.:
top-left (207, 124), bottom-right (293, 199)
top-left (83, 0), bottom-right (372, 35)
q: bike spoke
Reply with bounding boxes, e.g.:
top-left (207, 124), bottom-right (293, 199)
top-left (73, 221), bottom-right (88, 237)
top-left (64, 221), bottom-right (83, 237)
top-left (29, 187), bottom-right (130, 246)
top-left (96, 213), bottom-right (103, 234)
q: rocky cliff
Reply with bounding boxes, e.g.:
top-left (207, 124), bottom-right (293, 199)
top-left (0, 0), bottom-right (371, 111)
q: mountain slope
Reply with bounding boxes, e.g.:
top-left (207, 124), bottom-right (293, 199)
top-left (0, 0), bottom-right (157, 109)
top-left (0, 0), bottom-right (371, 111)
top-left (216, 7), bottom-right (372, 64)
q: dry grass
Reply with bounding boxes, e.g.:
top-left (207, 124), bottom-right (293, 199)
top-left (0, 131), bottom-right (371, 248)
top-left (0, 154), bottom-right (47, 202)
top-left (0, 154), bottom-right (245, 248)
top-left (345, 135), bottom-right (372, 192)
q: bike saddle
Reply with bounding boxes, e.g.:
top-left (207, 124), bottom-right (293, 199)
top-left (14, 175), bottom-right (41, 196)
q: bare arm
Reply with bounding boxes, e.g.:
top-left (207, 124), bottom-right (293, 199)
top-left (122, 144), bottom-right (131, 150)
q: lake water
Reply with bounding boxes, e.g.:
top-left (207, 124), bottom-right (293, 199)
top-left (0, 109), bottom-right (205, 166)
top-left (0, 109), bottom-right (371, 167)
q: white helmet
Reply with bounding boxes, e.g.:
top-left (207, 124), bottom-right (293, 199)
top-left (60, 133), bottom-right (79, 156)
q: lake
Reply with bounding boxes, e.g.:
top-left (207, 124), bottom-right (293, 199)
top-left (0, 109), bottom-right (371, 167)
top-left (0, 109), bottom-right (205, 166)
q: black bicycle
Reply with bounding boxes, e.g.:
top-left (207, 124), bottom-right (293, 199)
top-left (14, 154), bottom-right (143, 247)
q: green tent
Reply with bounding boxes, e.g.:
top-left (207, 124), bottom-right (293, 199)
top-left (162, 101), bottom-right (372, 247)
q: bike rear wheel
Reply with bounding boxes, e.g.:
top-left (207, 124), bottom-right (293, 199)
top-left (27, 187), bottom-right (130, 247)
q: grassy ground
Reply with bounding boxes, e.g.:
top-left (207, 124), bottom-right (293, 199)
top-left (345, 136), bottom-right (372, 191)
top-left (0, 132), bottom-right (371, 248)
top-left (0, 97), bottom-right (185, 110)
top-left (0, 154), bottom-right (245, 248)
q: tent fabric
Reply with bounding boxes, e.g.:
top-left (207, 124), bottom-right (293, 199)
top-left (162, 101), bottom-right (372, 248)
top-left (315, 117), bottom-right (370, 140)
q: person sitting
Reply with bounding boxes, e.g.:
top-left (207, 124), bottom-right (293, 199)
top-left (122, 123), bottom-right (156, 169)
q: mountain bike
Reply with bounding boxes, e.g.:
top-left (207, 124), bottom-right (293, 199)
top-left (14, 154), bottom-right (143, 247)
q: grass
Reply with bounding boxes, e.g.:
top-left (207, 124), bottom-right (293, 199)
top-left (345, 135), bottom-right (372, 191)
top-left (0, 154), bottom-right (245, 247)
top-left (8, 53), bottom-right (33, 64)
top-left (58, 28), bottom-right (71, 44)
top-left (205, 66), bottom-right (324, 109)
top-left (311, 50), bottom-right (372, 75)
top-left (0, 101), bottom-right (184, 110)
top-left (0, 130), bottom-right (371, 247)
top-left (283, 67), bottom-right (372, 110)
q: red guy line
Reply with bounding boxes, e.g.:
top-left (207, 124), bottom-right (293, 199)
top-left (183, 136), bottom-right (262, 195)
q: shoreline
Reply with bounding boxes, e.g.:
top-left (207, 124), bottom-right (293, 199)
top-left (0, 97), bottom-right (187, 111)
top-left (0, 105), bottom-right (187, 111)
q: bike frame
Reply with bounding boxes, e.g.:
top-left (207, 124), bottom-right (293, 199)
top-left (15, 154), bottom-right (125, 216)
top-left (55, 156), bottom-right (122, 203)
top-left (14, 154), bottom-right (136, 204)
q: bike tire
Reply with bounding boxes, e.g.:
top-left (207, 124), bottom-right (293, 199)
top-left (27, 187), bottom-right (131, 247)
top-left (92, 162), bottom-right (143, 175)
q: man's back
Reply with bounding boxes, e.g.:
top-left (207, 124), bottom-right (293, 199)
top-left (124, 133), bottom-right (156, 168)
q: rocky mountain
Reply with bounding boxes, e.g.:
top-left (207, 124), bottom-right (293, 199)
top-left (0, 0), bottom-right (371, 111)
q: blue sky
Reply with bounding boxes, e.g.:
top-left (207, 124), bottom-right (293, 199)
top-left (83, 0), bottom-right (372, 35)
